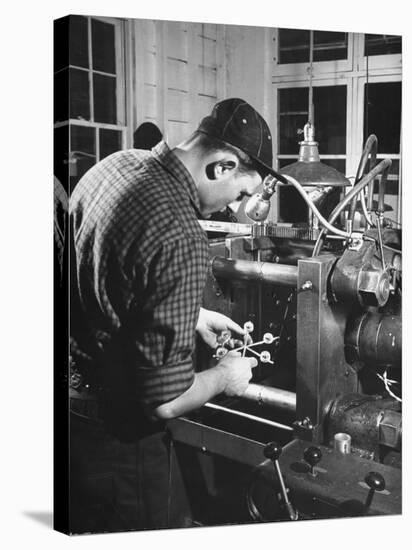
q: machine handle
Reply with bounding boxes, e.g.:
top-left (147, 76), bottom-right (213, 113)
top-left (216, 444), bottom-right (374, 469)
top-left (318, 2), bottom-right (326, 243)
top-left (364, 471), bottom-right (386, 513)
top-left (263, 442), bottom-right (298, 520)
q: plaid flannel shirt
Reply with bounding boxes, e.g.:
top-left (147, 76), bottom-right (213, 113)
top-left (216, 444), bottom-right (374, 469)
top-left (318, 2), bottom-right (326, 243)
top-left (70, 141), bottom-right (209, 408)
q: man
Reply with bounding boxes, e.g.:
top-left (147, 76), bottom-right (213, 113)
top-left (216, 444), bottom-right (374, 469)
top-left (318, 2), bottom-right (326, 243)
top-left (69, 98), bottom-right (282, 533)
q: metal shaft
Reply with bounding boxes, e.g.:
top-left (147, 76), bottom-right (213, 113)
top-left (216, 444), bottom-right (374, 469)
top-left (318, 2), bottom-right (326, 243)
top-left (203, 402), bottom-right (293, 431)
top-left (241, 384), bottom-right (296, 413)
top-left (274, 460), bottom-right (298, 520)
top-left (212, 256), bottom-right (298, 287)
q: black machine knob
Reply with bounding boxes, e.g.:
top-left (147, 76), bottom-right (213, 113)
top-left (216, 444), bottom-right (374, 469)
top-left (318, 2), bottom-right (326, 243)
top-left (364, 471), bottom-right (386, 513)
top-left (365, 471), bottom-right (386, 492)
top-left (264, 442), bottom-right (282, 462)
top-left (303, 446), bottom-right (322, 475)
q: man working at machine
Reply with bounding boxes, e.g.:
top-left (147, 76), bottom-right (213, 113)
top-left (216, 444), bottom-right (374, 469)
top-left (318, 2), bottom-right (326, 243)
top-left (69, 98), bottom-right (284, 533)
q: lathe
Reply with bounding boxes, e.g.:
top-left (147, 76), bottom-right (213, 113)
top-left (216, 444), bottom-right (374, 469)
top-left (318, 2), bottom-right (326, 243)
top-left (166, 133), bottom-right (402, 525)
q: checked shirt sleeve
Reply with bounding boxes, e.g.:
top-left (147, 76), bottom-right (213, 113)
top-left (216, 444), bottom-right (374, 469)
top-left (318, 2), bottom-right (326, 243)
top-left (127, 235), bottom-right (209, 409)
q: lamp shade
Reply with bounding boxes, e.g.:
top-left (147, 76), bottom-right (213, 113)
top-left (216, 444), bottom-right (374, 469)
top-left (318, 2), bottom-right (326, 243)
top-left (280, 123), bottom-right (350, 188)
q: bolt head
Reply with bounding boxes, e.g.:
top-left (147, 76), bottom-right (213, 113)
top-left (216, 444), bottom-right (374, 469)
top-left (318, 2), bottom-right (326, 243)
top-left (358, 269), bottom-right (390, 307)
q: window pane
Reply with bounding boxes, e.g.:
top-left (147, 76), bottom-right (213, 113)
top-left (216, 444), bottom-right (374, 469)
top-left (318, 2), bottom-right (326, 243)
top-left (70, 68), bottom-right (90, 120)
top-left (70, 125), bottom-right (96, 190)
top-left (54, 68), bottom-right (69, 123)
top-left (279, 114), bottom-right (308, 154)
top-left (279, 86), bottom-right (346, 155)
top-left (314, 86), bottom-right (346, 154)
top-left (71, 125), bottom-right (95, 155)
top-left (322, 159), bottom-right (346, 174)
top-left (278, 29), bottom-right (347, 64)
top-left (69, 15), bottom-right (89, 69)
top-left (364, 82), bottom-right (401, 154)
top-left (277, 186), bottom-right (308, 223)
top-left (92, 19), bottom-right (116, 74)
top-left (100, 129), bottom-right (122, 159)
top-left (313, 31), bottom-right (347, 62)
top-left (54, 17), bottom-right (69, 72)
top-left (93, 74), bottom-right (117, 124)
top-left (373, 160), bottom-right (399, 196)
top-left (279, 87), bottom-right (308, 113)
top-left (365, 34), bottom-right (402, 56)
top-left (278, 29), bottom-right (309, 64)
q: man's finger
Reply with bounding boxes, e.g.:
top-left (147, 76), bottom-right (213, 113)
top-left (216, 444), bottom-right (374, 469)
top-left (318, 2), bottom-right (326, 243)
top-left (226, 319), bottom-right (253, 344)
top-left (250, 357), bottom-right (258, 368)
top-left (226, 350), bottom-right (241, 358)
top-left (225, 319), bottom-right (246, 336)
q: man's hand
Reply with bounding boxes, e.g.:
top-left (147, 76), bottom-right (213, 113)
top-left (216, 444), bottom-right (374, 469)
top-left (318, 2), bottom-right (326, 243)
top-left (216, 350), bottom-right (257, 396)
top-left (196, 307), bottom-right (250, 348)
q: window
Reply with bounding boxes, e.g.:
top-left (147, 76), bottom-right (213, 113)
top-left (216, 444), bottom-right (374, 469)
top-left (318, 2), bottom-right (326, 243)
top-left (365, 34), bottom-right (402, 56)
top-left (278, 29), bottom-right (348, 64)
top-left (364, 81), bottom-right (401, 223)
top-left (278, 84), bottom-right (347, 170)
top-left (54, 15), bottom-right (126, 191)
top-left (273, 31), bottom-right (402, 225)
top-left (276, 84), bottom-right (347, 224)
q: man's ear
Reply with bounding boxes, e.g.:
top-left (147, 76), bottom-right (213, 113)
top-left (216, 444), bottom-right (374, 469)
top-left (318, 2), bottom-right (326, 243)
top-left (206, 160), bottom-right (237, 180)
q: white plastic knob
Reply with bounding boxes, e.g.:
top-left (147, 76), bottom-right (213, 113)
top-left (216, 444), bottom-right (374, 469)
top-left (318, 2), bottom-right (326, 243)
top-left (215, 347), bottom-right (228, 359)
top-left (260, 351), bottom-right (271, 363)
top-left (263, 332), bottom-right (274, 344)
top-left (244, 321), bottom-right (254, 333)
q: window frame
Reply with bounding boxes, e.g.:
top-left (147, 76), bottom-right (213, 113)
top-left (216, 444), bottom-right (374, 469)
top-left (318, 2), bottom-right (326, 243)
top-left (272, 31), bottom-right (402, 225)
top-left (357, 33), bottom-right (402, 72)
top-left (272, 28), bottom-right (355, 77)
top-left (274, 77), bottom-right (352, 171)
top-left (53, 15), bottom-right (127, 177)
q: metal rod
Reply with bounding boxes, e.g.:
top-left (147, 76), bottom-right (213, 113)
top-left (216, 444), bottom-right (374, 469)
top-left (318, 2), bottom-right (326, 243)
top-left (376, 215), bottom-right (386, 270)
top-left (203, 402), bottom-right (293, 431)
top-left (274, 461), bottom-right (298, 520)
top-left (308, 30), bottom-right (314, 126)
top-left (241, 384), bottom-right (296, 413)
top-left (212, 257), bottom-right (298, 287)
top-left (198, 220), bottom-right (252, 234)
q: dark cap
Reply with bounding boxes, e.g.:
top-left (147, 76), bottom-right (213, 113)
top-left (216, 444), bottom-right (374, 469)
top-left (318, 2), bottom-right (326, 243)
top-left (197, 98), bottom-right (287, 182)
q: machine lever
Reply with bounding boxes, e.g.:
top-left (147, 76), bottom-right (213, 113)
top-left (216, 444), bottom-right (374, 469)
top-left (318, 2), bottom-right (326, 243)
top-left (364, 472), bottom-right (386, 513)
top-left (264, 442), bottom-right (298, 520)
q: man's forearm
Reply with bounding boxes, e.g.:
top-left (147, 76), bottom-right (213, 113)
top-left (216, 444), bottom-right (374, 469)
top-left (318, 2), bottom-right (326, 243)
top-left (153, 366), bottom-right (227, 420)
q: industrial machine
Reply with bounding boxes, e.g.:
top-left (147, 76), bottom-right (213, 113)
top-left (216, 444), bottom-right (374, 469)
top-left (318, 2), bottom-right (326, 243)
top-left (167, 134), bottom-right (402, 525)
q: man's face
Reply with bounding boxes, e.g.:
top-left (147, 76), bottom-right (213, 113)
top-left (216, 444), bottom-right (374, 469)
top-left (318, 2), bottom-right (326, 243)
top-left (197, 159), bottom-right (262, 218)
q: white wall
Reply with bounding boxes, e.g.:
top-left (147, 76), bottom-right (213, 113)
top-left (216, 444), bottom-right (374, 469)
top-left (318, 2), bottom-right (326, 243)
top-left (129, 19), bottom-right (275, 146)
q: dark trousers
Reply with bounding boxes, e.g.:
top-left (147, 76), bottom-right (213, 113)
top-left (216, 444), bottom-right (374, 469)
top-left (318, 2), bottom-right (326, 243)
top-left (69, 408), bottom-right (191, 534)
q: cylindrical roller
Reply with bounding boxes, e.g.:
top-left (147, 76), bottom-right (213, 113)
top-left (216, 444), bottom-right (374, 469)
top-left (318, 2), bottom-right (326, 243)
top-left (241, 384), bottom-right (296, 413)
top-left (345, 312), bottom-right (401, 368)
top-left (212, 257), bottom-right (298, 287)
